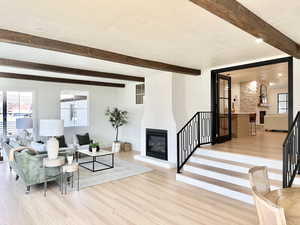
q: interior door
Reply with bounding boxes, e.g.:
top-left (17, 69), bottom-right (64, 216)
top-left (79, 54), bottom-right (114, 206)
top-left (216, 74), bottom-right (232, 143)
top-left (0, 91), bottom-right (3, 137)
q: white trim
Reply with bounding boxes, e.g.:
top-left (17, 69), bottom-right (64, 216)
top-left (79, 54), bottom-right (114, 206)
top-left (184, 165), bottom-right (278, 190)
top-left (134, 155), bottom-right (176, 169)
top-left (195, 149), bottom-right (282, 170)
top-left (190, 154), bottom-right (300, 185)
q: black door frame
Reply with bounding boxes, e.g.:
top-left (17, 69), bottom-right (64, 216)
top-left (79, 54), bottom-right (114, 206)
top-left (215, 74), bottom-right (232, 143)
top-left (211, 56), bottom-right (293, 145)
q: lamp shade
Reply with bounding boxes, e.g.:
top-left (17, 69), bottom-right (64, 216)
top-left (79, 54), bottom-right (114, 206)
top-left (16, 118), bottom-right (33, 129)
top-left (39, 119), bottom-right (64, 137)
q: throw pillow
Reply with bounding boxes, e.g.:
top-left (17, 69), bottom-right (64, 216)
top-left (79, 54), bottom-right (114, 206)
top-left (26, 149), bottom-right (38, 155)
top-left (30, 142), bottom-right (46, 152)
top-left (76, 133), bottom-right (90, 146)
top-left (56, 135), bottom-right (68, 148)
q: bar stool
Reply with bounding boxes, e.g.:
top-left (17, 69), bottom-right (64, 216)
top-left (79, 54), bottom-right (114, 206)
top-left (249, 113), bottom-right (257, 136)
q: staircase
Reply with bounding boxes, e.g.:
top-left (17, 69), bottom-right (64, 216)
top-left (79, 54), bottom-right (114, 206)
top-left (283, 111), bottom-right (300, 187)
top-left (176, 148), bottom-right (300, 204)
top-left (176, 111), bottom-right (300, 204)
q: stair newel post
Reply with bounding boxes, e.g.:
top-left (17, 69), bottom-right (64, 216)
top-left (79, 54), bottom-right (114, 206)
top-left (283, 112), bottom-right (300, 188)
top-left (283, 141), bottom-right (288, 188)
top-left (177, 132), bottom-right (180, 173)
top-left (298, 121), bottom-right (300, 175)
top-left (197, 112), bottom-right (201, 147)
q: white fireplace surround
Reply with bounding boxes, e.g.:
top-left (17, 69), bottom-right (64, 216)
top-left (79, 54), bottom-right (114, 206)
top-left (134, 71), bottom-right (178, 168)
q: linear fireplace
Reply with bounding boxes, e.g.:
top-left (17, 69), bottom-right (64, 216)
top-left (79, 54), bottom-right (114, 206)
top-left (146, 129), bottom-right (168, 160)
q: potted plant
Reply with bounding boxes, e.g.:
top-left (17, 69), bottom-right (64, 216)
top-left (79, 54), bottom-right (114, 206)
top-left (89, 142), bottom-right (99, 153)
top-left (105, 107), bottom-right (128, 152)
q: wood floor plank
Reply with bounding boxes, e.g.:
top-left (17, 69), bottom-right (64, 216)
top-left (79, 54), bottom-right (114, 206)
top-left (0, 148), bottom-right (260, 225)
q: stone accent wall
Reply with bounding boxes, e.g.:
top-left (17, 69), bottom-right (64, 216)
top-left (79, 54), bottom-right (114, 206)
top-left (240, 81), bottom-right (259, 112)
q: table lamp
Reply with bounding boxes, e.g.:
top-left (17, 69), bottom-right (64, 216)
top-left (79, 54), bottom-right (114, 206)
top-left (40, 119), bottom-right (64, 159)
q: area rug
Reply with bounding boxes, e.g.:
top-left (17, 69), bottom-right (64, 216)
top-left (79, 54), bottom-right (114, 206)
top-left (74, 155), bottom-right (152, 189)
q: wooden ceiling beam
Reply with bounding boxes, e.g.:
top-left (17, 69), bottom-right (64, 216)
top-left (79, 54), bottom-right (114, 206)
top-left (0, 72), bottom-right (125, 88)
top-left (190, 0), bottom-right (300, 59)
top-left (0, 58), bottom-right (144, 82)
top-left (0, 29), bottom-right (201, 75)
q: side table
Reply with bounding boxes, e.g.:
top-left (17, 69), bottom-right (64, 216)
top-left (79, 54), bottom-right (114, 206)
top-left (62, 162), bottom-right (80, 194)
top-left (43, 156), bottom-right (65, 196)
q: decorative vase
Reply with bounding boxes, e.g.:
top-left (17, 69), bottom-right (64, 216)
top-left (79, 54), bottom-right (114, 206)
top-left (112, 141), bottom-right (121, 152)
top-left (67, 155), bottom-right (73, 165)
top-left (92, 147), bottom-right (97, 153)
top-left (47, 137), bottom-right (59, 159)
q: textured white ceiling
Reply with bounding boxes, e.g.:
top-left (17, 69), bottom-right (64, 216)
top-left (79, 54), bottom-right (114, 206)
top-left (237, 0), bottom-right (300, 43)
top-left (0, 42), bottom-right (147, 84)
top-left (0, 0), bottom-right (290, 73)
top-left (228, 62), bottom-right (288, 88)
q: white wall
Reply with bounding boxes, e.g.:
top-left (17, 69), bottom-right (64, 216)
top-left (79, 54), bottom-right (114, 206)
top-left (3, 55), bottom-right (297, 155)
top-left (116, 56), bottom-right (295, 158)
top-left (267, 87), bottom-right (288, 114)
top-left (294, 59), bottom-right (300, 115)
top-left (0, 78), bottom-right (118, 145)
top-left (174, 69), bottom-right (212, 121)
top-left (116, 83), bottom-right (143, 151)
top-left (176, 55), bottom-right (292, 115)
top-left (140, 71), bottom-right (177, 163)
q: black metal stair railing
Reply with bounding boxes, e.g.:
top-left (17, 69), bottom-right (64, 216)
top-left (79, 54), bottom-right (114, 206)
top-left (283, 112), bottom-right (300, 188)
top-left (177, 112), bottom-right (212, 173)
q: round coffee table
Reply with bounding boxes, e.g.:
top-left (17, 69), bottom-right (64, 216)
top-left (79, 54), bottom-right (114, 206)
top-left (264, 188), bottom-right (300, 225)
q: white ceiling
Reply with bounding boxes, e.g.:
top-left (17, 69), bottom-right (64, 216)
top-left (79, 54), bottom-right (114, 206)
top-left (228, 62), bottom-right (288, 88)
top-left (0, 42), bottom-right (147, 84)
top-left (237, 0), bottom-right (300, 43)
top-left (0, 0), bottom-right (298, 82)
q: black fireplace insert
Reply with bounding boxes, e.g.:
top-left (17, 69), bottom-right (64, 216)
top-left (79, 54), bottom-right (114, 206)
top-left (146, 129), bottom-right (168, 160)
top-left (260, 111), bottom-right (266, 124)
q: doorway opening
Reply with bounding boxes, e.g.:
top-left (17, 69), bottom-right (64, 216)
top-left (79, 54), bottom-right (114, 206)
top-left (210, 57), bottom-right (293, 160)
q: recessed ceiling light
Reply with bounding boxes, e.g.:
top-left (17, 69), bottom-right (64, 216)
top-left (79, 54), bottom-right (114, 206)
top-left (256, 38), bottom-right (264, 44)
top-left (269, 82), bottom-right (275, 86)
top-left (278, 73), bottom-right (283, 77)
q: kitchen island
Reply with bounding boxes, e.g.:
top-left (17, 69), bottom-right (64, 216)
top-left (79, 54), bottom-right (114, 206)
top-left (232, 113), bottom-right (253, 138)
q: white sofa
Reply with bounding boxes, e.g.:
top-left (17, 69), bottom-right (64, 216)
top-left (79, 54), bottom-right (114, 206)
top-left (264, 114), bottom-right (288, 131)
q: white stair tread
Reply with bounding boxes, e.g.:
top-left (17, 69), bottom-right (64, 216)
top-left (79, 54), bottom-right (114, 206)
top-left (195, 149), bottom-right (282, 170)
top-left (176, 173), bottom-right (254, 204)
top-left (189, 156), bottom-right (300, 185)
top-left (183, 165), bottom-right (278, 190)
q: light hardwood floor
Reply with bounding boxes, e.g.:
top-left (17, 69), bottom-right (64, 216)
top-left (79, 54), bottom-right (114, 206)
top-left (206, 130), bottom-right (286, 160)
top-left (0, 151), bottom-right (258, 225)
top-left (1, 131), bottom-right (287, 225)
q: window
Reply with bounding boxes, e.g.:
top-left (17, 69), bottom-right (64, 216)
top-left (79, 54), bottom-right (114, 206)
top-left (60, 91), bottom-right (88, 127)
top-left (0, 91), bottom-right (33, 136)
top-left (278, 93), bottom-right (288, 114)
top-left (0, 91), bottom-right (3, 137)
top-left (136, 84), bottom-right (145, 104)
